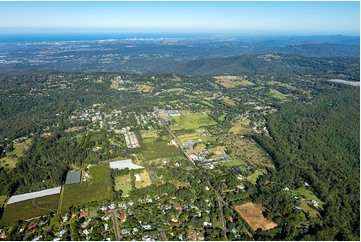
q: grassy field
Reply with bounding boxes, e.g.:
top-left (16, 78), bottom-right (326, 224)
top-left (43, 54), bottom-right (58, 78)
top-left (218, 159), bottom-right (247, 167)
top-left (299, 200), bottom-right (319, 218)
top-left (235, 202), bottom-right (277, 231)
top-left (177, 131), bottom-right (216, 144)
top-left (140, 130), bottom-right (160, 138)
top-left (214, 76), bottom-right (255, 88)
top-left (219, 134), bottom-right (274, 168)
top-left (61, 163), bottom-right (112, 213)
top-left (135, 170), bottom-right (152, 189)
top-left (269, 89), bottom-right (286, 100)
top-left (221, 97), bottom-right (236, 106)
top-left (114, 175), bottom-right (132, 195)
top-left (246, 169), bottom-right (264, 184)
top-left (136, 84), bottom-right (153, 92)
top-left (218, 114), bottom-right (226, 122)
top-left (0, 194), bottom-right (59, 226)
top-left (142, 138), bottom-right (181, 159)
top-left (170, 112), bottom-right (217, 130)
top-left (0, 139), bottom-right (32, 169)
top-left (200, 100), bottom-right (215, 107)
top-left (228, 118), bottom-right (251, 135)
top-left (295, 187), bottom-right (323, 217)
top-left (64, 126), bottom-right (84, 133)
top-left (0, 195), bottom-right (7, 206)
top-left (110, 76), bottom-right (121, 89)
top-left (238, 80), bottom-right (255, 86)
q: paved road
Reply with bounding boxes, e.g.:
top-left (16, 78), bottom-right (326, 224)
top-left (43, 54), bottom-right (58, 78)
top-left (158, 114), bottom-right (255, 240)
top-left (158, 115), bottom-right (228, 239)
top-left (110, 210), bottom-right (121, 241)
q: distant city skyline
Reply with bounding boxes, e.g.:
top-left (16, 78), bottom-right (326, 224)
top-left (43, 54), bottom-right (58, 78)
top-left (0, 1), bottom-right (359, 35)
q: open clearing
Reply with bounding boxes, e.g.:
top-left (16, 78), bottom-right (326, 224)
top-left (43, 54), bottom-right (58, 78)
top-left (228, 118), bottom-right (251, 135)
top-left (295, 187), bottom-right (323, 217)
top-left (0, 139), bottom-right (31, 169)
top-left (114, 175), bottom-right (132, 195)
top-left (219, 134), bottom-right (274, 168)
top-left (65, 126), bottom-right (84, 133)
top-left (61, 163), bottom-right (112, 213)
top-left (136, 84), bottom-right (153, 92)
top-left (135, 170), bottom-right (152, 189)
top-left (0, 194), bottom-right (59, 226)
top-left (269, 89), bottom-right (286, 100)
top-left (0, 195), bottom-right (7, 206)
top-left (220, 97), bottom-right (236, 106)
top-left (235, 202), bottom-right (277, 231)
top-left (142, 138), bottom-right (181, 159)
top-left (246, 169), bottom-right (264, 184)
top-left (140, 129), bottom-right (160, 138)
top-left (214, 76), bottom-right (255, 88)
top-left (170, 112), bottom-right (217, 130)
top-left (200, 100), bottom-right (215, 107)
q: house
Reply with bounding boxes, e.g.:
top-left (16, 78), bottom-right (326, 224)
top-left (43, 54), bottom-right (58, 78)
top-left (171, 218), bottom-right (179, 223)
top-left (59, 230), bottom-right (66, 237)
top-left (108, 203), bottom-right (116, 210)
top-left (183, 142), bottom-right (195, 149)
top-left (121, 229), bottom-right (130, 235)
top-left (104, 224), bottom-right (109, 230)
top-left (29, 224), bottom-right (37, 229)
top-left (83, 230), bottom-right (89, 236)
top-left (203, 222), bottom-right (212, 227)
top-left (0, 231), bottom-right (6, 239)
top-left (80, 211), bottom-right (88, 218)
top-left (311, 200), bottom-right (319, 207)
top-left (283, 187), bottom-right (290, 191)
top-left (142, 225), bottom-right (151, 230)
top-left (228, 216), bottom-right (233, 222)
top-left (237, 184), bottom-right (245, 190)
top-left (187, 230), bottom-right (197, 241)
top-left (118, 214), bottom-right (126, 221)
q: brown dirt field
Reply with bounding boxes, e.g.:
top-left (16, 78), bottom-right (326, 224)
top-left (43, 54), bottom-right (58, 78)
top-left (235, 202), bottom-right (277, 231)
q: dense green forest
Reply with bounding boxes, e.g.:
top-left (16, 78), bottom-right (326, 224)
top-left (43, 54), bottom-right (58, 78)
top-left (166, 54), bottom-right (360, 80)
top-left (253, 87), bottom-right (360, 240)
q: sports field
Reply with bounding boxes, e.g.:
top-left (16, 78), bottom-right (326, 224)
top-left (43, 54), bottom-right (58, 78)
top-left (235, 202), bottom-right (277, 231)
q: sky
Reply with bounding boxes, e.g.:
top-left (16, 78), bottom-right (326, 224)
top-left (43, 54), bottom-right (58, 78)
top-left (0, 1), bottom-right (359, 35)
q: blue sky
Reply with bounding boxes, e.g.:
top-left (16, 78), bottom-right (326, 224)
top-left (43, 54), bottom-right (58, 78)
top-left (0, 1), bottom-right (359, 35)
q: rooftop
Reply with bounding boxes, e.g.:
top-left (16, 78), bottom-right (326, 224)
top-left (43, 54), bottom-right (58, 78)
top-left (65, 170), bottom-right (81, 185)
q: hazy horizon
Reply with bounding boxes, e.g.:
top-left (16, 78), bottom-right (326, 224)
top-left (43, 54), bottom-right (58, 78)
top-left (0, 1), bottom-right (359, 36)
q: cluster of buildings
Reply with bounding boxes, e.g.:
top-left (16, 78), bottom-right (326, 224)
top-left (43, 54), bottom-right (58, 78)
top-left (120, 128), bottom-right (140, 149)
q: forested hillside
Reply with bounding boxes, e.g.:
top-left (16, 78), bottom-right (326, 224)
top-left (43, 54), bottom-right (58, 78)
top-left (165, 54), bottom-right (360, 80)
top-left (253, 87), bottom-right (360, 240)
